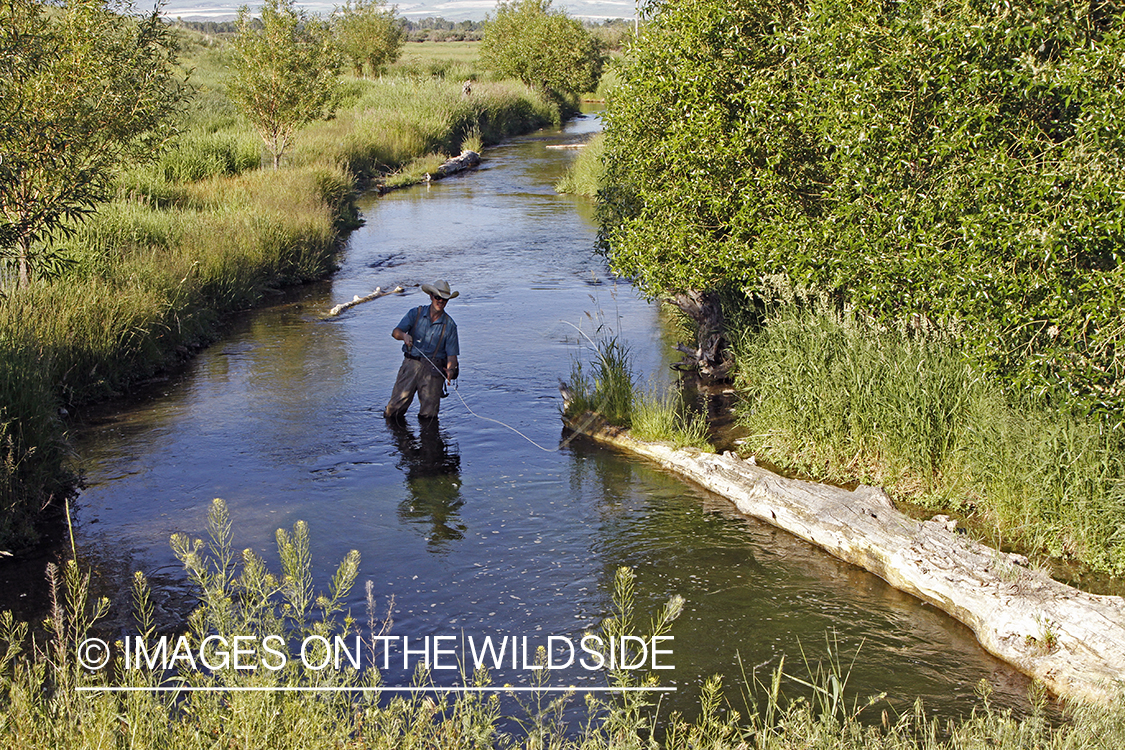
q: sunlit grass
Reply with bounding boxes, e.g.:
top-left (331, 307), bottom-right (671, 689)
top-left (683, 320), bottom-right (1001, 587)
top-left (730, 304), bottom-right (1125, 575)
top-left (565, 335), bottom-right (634, 427)
top-left (554, 132), bottom-right (604, 197)
top-left (631, 384), bottom-right (713, 451)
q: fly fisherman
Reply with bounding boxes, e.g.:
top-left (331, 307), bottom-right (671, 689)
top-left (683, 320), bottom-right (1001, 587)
top-left (384, 279), bottom-right (460, 420)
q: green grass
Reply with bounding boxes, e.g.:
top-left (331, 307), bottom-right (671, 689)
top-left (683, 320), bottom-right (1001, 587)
top-left (631, 384), bottom-right (714, 451)
top-left (2, 504), bottom-right (1124, 749)
top-left (389, 40), bottom-right (486, 82)
top-left (730, 304), bottom-right (1125, 575)
top-left (554, 132), bottom-right (605, 197)
top-left (564, 335), bottom-right (635, 427)
top-left (562, 322), bottom-right (712, 451)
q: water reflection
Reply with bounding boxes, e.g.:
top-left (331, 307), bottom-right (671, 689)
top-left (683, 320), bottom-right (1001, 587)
top-left (388, 418), bottom-right (465, 551)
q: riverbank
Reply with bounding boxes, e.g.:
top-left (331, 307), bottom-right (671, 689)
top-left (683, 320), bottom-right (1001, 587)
top-left (725, 304), bottom-right (1125, 584)
top-left (0, 26), bottom-right (562, 553)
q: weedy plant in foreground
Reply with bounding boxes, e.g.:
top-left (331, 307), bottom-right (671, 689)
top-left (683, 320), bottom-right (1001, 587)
top-left (3, 501), bottom-right (1125, 748)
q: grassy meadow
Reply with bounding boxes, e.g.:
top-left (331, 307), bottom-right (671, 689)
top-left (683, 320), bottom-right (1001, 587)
top-left (0, 28), bottom-right (559, 551)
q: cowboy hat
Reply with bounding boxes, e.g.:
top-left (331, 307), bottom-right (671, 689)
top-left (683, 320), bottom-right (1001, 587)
top-left (421, 279), bottom-right (459, 300)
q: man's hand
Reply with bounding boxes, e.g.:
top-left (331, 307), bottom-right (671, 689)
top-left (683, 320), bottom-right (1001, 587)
top-left (393, 327), bottom-right (413, 349)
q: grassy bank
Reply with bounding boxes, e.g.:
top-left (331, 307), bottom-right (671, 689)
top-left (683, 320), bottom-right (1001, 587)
top-left (0, 28), bottom-right (561, 551)
top-left (2, 502), bottom-right (1123, 749)
top-left (729, 302), bottom-right (1125, 578)
top-left (554, 132), bottom-right (605, 197)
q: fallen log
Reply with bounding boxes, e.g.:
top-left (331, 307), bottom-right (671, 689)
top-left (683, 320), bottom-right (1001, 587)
top-left (562, 412), bottom-right (1125, 704)
top-left (429, 150), bottom-right (481, 180)
top-left (326, 285), bottom-right (404, 317)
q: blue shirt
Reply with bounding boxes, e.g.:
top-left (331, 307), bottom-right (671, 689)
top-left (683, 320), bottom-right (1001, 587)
top-left (397, 305), bottom-right (459, 360)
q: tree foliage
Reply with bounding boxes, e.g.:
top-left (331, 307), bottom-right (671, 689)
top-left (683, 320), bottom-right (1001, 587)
top-left (0, 0), bottom-right (185, 289)
top-left (333, 0), bottom-right (403, 78)
top-left (599, 0), bottom-right (1125, 415)
top-left (228, 0), bottom-right (339, 169)
top-left (480, 0), bottom-right (604, 99)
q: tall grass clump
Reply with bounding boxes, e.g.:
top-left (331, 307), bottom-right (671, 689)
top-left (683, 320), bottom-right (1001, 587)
top-left (631, 384), bottom-right (713, 451)
top-left (555, 132), bottom-right (604, 196)
top-left (731, 303), bottom-right (1125, 574)
top-left (565, 335), bottom-right (634, 427)
top-left (155, 129), bottom-right (263, 182)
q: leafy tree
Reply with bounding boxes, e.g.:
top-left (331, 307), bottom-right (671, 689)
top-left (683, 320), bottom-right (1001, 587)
top-left (599, 0), bottom-right (1125, 414)
top-left (333, 0), bottom-right (403, 78)
top-left (228, 0), bottom-right (339, 169)
top-left (480, 0), bottom-right (604, 99)
top-left (0, 0), bottom-right (185, 289)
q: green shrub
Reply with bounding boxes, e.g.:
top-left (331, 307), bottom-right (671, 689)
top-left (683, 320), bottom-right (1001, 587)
top-left (598, 0), bottom-right (1125, 417)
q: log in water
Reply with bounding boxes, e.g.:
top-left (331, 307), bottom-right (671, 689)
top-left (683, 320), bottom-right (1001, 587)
top-left (564, 413), bottom-right (1125, 703)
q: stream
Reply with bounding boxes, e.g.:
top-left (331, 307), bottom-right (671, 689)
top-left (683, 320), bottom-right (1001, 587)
top-left (67, 113), bottom-right (1036, 723)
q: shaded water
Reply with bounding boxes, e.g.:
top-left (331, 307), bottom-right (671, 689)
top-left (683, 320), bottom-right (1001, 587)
top-left (70, 114), bottom-right (1034, 722)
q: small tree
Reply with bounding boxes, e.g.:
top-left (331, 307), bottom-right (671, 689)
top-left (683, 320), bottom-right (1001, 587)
top-left (228, 0), bottom-right (339, 170)
top-left (480, 0), bottom-right (604, 100)
top-left (333, 0), bottom-right (403, 79)
top-left (0, 0), bottom-right (185, 289)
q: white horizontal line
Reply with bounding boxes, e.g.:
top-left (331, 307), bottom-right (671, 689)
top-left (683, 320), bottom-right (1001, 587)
top-left (77, 686), bottom-right (676, 693)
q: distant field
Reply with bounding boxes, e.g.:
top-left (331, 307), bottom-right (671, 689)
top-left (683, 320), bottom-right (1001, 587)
top-left (389, 40), bottom-right (484, 82)
top-left (396, 40), bottom-right (480, 65)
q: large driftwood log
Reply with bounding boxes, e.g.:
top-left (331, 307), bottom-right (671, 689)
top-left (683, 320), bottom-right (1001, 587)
top-left (326, 285), bottom-right (404, 317)
top-left (429, 150), bottom-right (481, 180)
top-left (562, 412), bottom-right (1125, 704)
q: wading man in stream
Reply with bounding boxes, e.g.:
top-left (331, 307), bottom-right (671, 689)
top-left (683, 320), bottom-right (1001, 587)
top-left (384, 279), bottom-right (460, 420)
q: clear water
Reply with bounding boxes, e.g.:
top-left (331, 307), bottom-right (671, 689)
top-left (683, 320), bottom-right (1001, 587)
top-left (70, 114), bottom-right (1034, 724)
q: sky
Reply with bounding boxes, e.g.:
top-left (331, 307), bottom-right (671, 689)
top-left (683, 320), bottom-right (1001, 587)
top-left (159, 0), bottom-right (638, 22)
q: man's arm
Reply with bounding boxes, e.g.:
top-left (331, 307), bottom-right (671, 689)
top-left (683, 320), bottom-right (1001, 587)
top-left (392, 327), bottom-right (413, 349)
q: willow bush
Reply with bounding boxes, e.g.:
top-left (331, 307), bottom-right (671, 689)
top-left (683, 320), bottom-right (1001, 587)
top-left (599, 0), bottom-right (1125, 417)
